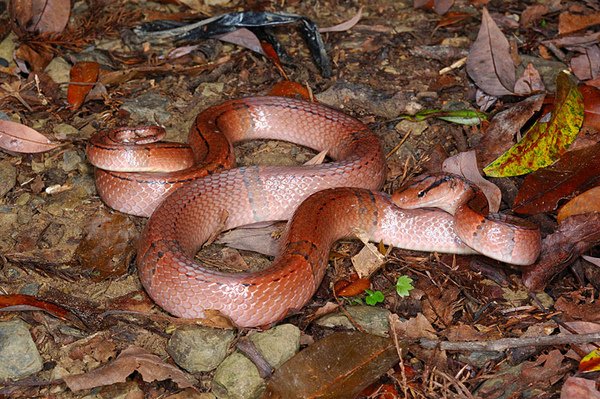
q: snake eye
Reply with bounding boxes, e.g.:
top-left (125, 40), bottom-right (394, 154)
top-left (417, 190), bottom-right (426, 198)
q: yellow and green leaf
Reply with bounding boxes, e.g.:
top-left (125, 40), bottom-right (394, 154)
top-left (579, 348), bottom-right (600, 373)
top-left (484, 71), bottom-right (584, 177)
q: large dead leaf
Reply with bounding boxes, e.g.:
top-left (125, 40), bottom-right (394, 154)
top-left (466, 8), bottom-right (515, 96)
top-left (484, 72), bottom-right (584, 177)
top-left (263, 331), bottom-right (399, 399)
top-left (10, 0), bottom-right (71, 34)
top-left (0, 120), bottom-right (60, 153)
top-left (476, 94), bottom-right (545, 167)
top-left (522, 213), bottom-right (600, 291)
top-left (513, 143), bottom-right (600, 214)
top-left (63, 346), bottom-right (197, 391)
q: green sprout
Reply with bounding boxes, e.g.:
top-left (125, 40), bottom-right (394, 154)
top-left (364, 289), bottom-right (385, 306)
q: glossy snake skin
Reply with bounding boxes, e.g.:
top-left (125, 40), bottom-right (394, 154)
top-left (87, 97), bottom-right (540, 327)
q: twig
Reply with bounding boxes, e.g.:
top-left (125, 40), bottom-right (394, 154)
top-left (420, 332), bottom-right (600, 352)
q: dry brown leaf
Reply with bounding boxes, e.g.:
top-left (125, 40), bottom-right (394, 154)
top-left (10, 0), bottom-right (71, 34)
top-left (304, 149), bottom-right (328, 165)
top-left (559, 12), bottom-right (600, 35)
top-left (561, 377), bottom-right (600, 399)
top-left (466, 8), bottom-right (516, 96)
top-left (63, 346), bottom-right (197, 391)
top-left (557, 186), bottom-right (600, 223)
top-left (0, 120), bottom-right (60, 153)
top-left (571, 45), bottom-right (600, 81)
top-left (476, 94), bottom-right (545, 166)
top-left (442, 150), bottom-right (501, 212)
top-left (520, 4), bottom-right (549, 28)
top-left (215, 222), bottom-right (282, 256)
top-left (264, 331), bottom-right (399, 399)
top-left (514, 63), bottom-right (546, 95)
top-left (319, 8), bottom-right (363, 32)
top-left (216, 28), bottom-right (264, 55)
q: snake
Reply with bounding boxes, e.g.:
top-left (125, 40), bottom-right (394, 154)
top-left (87, 96), bottom-right (541, 327)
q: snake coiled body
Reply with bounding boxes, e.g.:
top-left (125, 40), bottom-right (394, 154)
top-left (87, 96), bottom-right (541, 327)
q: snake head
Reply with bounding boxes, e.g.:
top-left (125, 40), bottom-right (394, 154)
top-left (391, 173), bottom-right (477, 215)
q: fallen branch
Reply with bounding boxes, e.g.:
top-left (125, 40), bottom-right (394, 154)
top-left (420, 332), bottom-right (600, 352)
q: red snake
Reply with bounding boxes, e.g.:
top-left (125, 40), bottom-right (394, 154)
top-left (87, 96), bottom-right (541, 327)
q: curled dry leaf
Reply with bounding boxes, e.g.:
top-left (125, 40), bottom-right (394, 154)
top-left (62, 346), bottom-right (197, 391)
top-left (442, 150), bottom-right (501, 212)
top-left (514, 63), bottom-right (545, 96)
top-left (10, 0), bottom-right (71, 34)
top-left (0, 120), bottom-right (60, 153)
top-left (476, 94), bottom-right (545, 167)
top-left (319, 7), bottom-right (362, 32)
top-left (570, 45), bottom-right (600, 82)
top-left (215, 222), bottom-right (282, 256)
top-left (466, 8), bottom-right (516, 96)
top-left (557, 186), bottom-right (600, 223)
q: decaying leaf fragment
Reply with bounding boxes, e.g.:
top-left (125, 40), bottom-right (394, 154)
top-left (264, 331), bottom-right (399, 399)
top-left (484, 72), bottom-right (584, 177)
top-left (62, 346), bottom-right (197, 391)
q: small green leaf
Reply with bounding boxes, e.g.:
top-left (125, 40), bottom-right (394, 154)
top-left (364, 289), bottom-right (385, 306)
top-left (413, 109), bottom-right (487, 125)
top-left (395, 275), bottom-right (414, 297)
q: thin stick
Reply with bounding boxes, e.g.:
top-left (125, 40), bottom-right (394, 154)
top-left (420, 332), bottom-right (600, 352)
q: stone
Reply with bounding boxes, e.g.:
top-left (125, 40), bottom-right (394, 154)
top-left (249, 324), bottom-right (300, 369)
top-left (315, 305), bottom-right (391, 337)
top-left (121, 93), bottom-right (171, 123)
top-left (0, 160), bottom-right (16, 198)
top-left (212, 352), bottom-right (265, 399)
top-left (0, 319), bottom-right (44, 380)
top-left (167, 326), bottom-right (235, 373)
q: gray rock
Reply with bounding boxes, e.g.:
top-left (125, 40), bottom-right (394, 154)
top-left (249, 324), bottom-right (300, 369)
top-left (53, 123), bottom-right (79, 139)
top-left (62, 150), bottom-right (83, 172)
top-left (0, 160), bottom-right (16, 198)
top-left (212, 352), bottom-right (265, 399)
top-left (167, 326), bottom-right (235, 373)
top-left (0, 319), bottom-right (44, 380)
top-left (44, 57), bottom-right (71, 87)
top-left (0, 33), bottom-right (16, 68)
top-left (121, 93), bottom-right (171, 123)
top-left (315, 305), bottom-right (391, 337)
